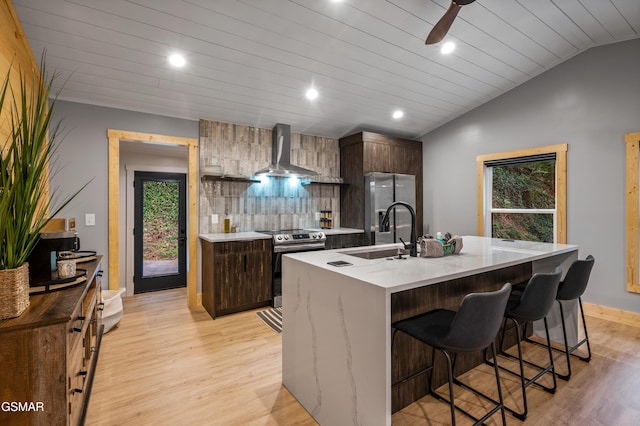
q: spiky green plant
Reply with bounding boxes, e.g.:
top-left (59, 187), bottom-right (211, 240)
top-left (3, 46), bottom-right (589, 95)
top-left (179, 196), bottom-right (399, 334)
top-left (0, 58), bottom-right (90, 270)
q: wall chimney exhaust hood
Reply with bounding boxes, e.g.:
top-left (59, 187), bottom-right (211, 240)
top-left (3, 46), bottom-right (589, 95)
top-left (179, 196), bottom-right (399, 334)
top-left (254, 123), bottom-right (318, 178)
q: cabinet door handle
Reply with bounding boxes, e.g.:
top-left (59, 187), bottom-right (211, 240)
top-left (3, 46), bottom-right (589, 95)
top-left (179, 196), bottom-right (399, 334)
top-left (72, 327), bottom-right (82, 333)
top-left (244, 254), bottom-right (247, 272)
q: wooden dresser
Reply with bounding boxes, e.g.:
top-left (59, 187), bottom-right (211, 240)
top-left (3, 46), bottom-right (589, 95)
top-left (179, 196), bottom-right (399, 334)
top-left (0, 257), bottom-right (103, 426)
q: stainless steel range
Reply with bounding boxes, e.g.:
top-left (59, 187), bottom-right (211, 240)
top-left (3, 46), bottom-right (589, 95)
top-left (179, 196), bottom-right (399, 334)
top-left (258, 229), bottom-right (326, 307)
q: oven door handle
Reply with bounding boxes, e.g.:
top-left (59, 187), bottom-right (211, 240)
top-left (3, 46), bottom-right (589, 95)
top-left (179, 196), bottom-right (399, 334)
top-left (273, 243), bottom-right (326, 253)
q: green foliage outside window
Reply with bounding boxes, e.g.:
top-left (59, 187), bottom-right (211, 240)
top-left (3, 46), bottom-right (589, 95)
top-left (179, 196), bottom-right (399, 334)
top-left (492, 213), bottom-right (554, 242)
top-left (491, 160), bottom-right (555, 243)
top-left (143, 181), bottom-right (179, 259)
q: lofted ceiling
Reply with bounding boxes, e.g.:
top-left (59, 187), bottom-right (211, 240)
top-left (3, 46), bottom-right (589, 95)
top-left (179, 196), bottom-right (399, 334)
top-left (12, 0), bottom-right (640, 139)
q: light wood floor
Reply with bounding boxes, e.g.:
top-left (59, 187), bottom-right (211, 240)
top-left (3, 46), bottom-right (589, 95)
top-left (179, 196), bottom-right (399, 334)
top-left (87, 289), bottom-right (640, 425)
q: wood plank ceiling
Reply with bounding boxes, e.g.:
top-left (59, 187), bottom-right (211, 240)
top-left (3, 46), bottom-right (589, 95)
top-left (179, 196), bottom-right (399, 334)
top-left (12, 0), bottom-right (640, 139)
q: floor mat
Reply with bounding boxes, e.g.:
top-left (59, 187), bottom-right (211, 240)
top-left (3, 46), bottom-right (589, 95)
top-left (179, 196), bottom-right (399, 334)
top-left (256, 307), bottom-right (282, 333)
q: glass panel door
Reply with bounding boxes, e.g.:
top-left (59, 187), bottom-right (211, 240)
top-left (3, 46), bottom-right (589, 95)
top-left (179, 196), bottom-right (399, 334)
top-left (134, 171), bottom-right (187, 293)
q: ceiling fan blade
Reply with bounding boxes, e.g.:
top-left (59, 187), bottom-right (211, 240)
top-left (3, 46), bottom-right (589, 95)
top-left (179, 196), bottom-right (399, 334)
top-left (425, 2), bottom-right (462, 45)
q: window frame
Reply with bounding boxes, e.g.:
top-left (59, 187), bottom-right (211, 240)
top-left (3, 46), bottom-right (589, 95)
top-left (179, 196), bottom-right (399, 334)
top-left (625, 131), bottom-right (640, 294)
top-left (476, 144), bottom-right (568, 244)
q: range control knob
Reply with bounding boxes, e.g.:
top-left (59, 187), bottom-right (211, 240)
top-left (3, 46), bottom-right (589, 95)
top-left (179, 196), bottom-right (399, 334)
top-left (276, 235), bottom-right (283, 241)
top-left (284, 235), bottom-right (289, 240)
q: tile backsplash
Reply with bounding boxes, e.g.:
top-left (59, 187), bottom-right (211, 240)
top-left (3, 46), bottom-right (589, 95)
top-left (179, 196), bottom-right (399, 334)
top-left (199, 119), bottom-right (340, 233)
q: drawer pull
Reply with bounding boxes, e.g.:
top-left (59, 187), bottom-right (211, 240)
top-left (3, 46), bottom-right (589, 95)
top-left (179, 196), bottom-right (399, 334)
top-left (72, 327), bottom-right (82, 333)
top-left (77, 315), bottom-right (86, 321)
top-left (97, 270), bottom-right (103, 277)
top-left (78, 370), bottom-right (88, 377)
top-left (73, 388), bottom-right (83, 394)
top-left (98, 302), bottom-right (105, 311)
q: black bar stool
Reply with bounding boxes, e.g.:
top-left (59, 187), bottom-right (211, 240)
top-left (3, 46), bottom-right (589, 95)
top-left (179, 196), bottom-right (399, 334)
top-left (524, 255), bottom-right (595, 380)
top-left (490, 268), bottom-right (562, 420)
top-left (391, 283), bottom-right (511, 426)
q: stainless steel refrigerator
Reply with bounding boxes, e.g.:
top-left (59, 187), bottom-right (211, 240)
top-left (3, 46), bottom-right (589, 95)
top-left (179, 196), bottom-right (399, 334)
top-left (364, 172), bottom-right (416, 246)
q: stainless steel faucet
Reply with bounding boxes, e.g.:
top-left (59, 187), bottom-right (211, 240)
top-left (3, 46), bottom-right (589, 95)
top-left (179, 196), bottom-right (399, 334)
top-left (381, 201), bottom-right (417, 257)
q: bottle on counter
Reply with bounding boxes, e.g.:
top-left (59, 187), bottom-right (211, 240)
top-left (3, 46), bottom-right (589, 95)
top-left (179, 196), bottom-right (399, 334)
top-left (224, 213), bottom-right (231, 233)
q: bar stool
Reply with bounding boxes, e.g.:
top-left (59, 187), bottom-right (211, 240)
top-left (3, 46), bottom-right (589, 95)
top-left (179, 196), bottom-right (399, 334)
top-left (391, 283), bottom-right (511, 426)
top-left (490, 268), bottom-right (562, 420)
top-left (525, 255), bottom-right (595, 380)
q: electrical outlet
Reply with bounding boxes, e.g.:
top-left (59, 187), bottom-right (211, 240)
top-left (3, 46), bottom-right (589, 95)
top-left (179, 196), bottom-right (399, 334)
top-left (85, 213), bottom-right (96, 227)
top-left (211, 214), bottom-right (218, 224)
top-left (314, 212), bottom-right (321, 221)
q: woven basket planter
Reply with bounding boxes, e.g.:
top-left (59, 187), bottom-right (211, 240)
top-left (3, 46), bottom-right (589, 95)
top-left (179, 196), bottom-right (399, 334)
top-left (0, 263), bottom-right (30, 320)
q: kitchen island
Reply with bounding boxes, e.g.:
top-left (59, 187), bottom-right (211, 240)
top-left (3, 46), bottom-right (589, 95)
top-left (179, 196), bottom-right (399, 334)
top-left (281, 236), bottom-right (578, 426)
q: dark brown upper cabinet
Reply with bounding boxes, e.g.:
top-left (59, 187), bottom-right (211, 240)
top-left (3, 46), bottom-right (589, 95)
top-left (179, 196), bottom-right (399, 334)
top-left (339, 132), bottom-right (423, 241)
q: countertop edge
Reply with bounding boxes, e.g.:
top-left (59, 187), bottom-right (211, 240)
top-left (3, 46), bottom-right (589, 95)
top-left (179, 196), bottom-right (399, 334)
top-left (199, 232), bottom-right (272, 243)
top-left (306, 227), bottom-right (364, 235)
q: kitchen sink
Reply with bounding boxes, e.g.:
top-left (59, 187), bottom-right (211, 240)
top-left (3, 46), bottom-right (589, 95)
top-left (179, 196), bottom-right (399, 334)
top-left (340, 247), bottom-right (409, 259)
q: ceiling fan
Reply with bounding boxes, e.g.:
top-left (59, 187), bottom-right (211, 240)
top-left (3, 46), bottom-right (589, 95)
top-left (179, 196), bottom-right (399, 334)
top-left (425, 0), bottom-right (476, 45)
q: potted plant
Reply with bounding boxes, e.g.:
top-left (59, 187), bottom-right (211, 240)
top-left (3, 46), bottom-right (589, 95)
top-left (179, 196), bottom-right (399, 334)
top-left (0, 58), bottom-right (89, 320)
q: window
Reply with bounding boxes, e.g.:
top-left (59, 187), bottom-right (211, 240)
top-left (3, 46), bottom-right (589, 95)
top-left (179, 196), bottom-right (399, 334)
top-left (476, 144), bottom-right (567, 244)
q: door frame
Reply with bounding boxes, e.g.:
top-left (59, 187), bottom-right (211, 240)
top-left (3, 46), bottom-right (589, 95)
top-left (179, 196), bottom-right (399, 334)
top-left (108, 129), bottom-right (199, 307)
top-left (126, 165), bottom-right (188, 297)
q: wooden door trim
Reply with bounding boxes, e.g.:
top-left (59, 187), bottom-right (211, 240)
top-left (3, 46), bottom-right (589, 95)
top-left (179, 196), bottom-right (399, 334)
top-left (107, 129), bottom-right (199, 307)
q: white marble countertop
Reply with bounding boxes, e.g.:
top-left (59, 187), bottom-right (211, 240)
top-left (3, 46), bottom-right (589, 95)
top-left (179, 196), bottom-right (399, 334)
top-left (284, 235), bottom-right (578, 293)
top-left (199, 232), bottom-right (271, 243)
top-left (200, 227), bottom-right (363, 242)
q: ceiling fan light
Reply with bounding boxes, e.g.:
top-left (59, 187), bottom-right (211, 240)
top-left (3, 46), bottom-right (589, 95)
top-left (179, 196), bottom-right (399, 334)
top-left (441, 42), bottom-right (455, 54)
top-left (392, 110), bottom-right (404, 119)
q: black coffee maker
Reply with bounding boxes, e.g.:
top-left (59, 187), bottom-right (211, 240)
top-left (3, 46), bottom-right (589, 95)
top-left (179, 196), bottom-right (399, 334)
top-left (27, 230), bottom-right (79, 285)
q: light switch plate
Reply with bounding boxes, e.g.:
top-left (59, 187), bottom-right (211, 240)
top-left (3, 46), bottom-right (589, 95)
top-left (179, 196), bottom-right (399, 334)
top-left (85, 213), bottom-right (96, 227)
top-left (314, 212), bottom-right (321, 221)
top-left (211, 214), bottom-right (218, 224)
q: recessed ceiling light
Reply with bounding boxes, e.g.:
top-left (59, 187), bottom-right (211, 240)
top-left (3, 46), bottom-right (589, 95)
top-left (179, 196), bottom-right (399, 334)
top-left (330, 0), bottom-right (343, 3)
top-left (168, 53), bottom-right (185, 67)
top-left (305, 88), bottom-right (319, 100)
top-left (392, 110), bottom-right (404, 119)
top-left (441, 42), bottom-right (455, 54)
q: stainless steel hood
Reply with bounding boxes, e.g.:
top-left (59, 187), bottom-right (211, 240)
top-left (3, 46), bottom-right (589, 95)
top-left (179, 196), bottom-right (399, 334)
top-left (254, 124), bottom-right (318, 178)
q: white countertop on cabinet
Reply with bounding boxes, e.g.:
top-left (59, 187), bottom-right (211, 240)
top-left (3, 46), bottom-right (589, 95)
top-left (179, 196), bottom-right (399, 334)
top-left (199, 232), bottom-right (271, 243)
top-left (284, 235), bottom-right (577, 293)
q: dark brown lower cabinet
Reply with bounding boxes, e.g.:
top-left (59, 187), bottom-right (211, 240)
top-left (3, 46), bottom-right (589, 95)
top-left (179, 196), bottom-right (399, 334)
top-left (201, 239), bottom-right (272, 319)
top-left (324, 232), bottom-right (365, 250)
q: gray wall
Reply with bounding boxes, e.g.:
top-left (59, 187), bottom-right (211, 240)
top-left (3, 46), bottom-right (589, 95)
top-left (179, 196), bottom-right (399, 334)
top-left (421, 38), bottom-right (640, 313)
top-left (49, 101), bottom-right (198, 289)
